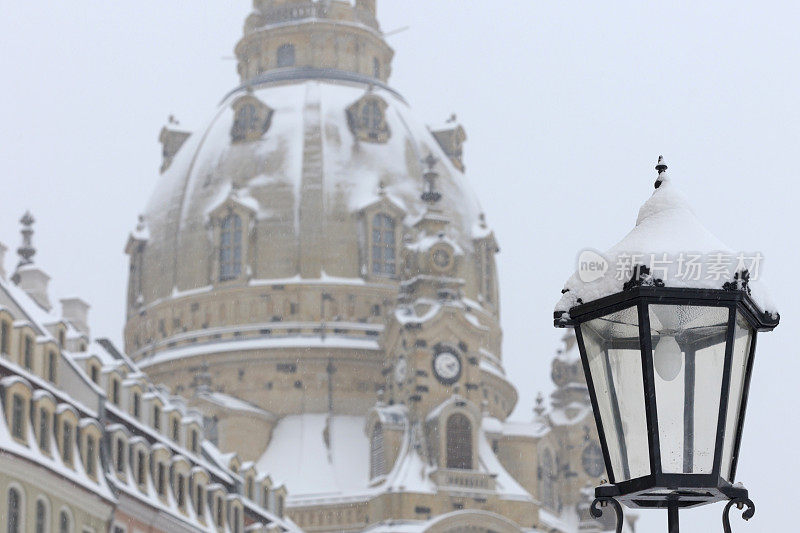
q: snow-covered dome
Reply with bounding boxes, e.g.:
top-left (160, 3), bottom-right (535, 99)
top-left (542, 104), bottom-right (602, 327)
top-left (135, 73), bottom-right (486, 307)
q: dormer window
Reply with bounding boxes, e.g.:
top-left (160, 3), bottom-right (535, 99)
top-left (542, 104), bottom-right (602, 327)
top-left (220, 214), bottom-right (243, 281)
top-left (347, 95), bottom-right (390, 143)
top-left (230, 95), bottom-right (273, 143)
top-left (11, 394), bottom-right (25, 440)
top-left (23, 336), bottom-right (33, 370)
top-left (277, 44), bottom-right (295, 67)
top-left (47, 351), bottom-right (57, 383)
top-left (132, 392), bottom-right (141, 419)
top-left (371, 214), bottom-right (396, 277)
top-left (61, 421), bottom-right (73, 464)
top-left (0, 320), bottom-right (9, 354)
top-left (153, 404), bottom-right (162, 431)
top-left (86, 434), bottom-right (97, 478)
top-left (38, 408), bottom-right (50, 452)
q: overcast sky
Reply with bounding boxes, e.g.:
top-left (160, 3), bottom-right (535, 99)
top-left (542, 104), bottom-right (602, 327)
top-left (1, 1), bottom-right (798, 530)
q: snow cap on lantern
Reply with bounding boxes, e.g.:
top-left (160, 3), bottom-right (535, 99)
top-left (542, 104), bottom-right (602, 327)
top-left (555, 157), bottom-right (777, 320)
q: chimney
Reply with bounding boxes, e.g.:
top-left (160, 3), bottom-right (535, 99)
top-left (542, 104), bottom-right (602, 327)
top-left (60, 298), bottom-right (90, 337)
top-left (14, 266), bottom-right (52, 311)
top-left (0, 242), bottom-right (6, 280)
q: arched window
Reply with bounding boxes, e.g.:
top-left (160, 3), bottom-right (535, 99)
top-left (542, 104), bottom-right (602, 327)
top-left (372, 57), bottom-right (380, 79)
top-left (445, 413), bottom-right (472, 470)
top-left (369, 423), bottom-right (386, 479)
top-left (58, 509), bottom-right (71, 533)
top-left (277, 44), bottom-right (295, 67)
top-left (539, 448), bottom-right (556, 509)
top-left (7, 488), bottom-right (21, 533)
top-left (11, 394), bottom-right (25, 440)
top-left (371, 214), bottom-right (396, 276)
top-left (35, 498), bottom-right (48, 533)
top-left (219, 214), bottom-right (243, 281)
top-left (361, 100), bottom-right (382, 131)
top-left (231, 104), bottom-right (258, 142)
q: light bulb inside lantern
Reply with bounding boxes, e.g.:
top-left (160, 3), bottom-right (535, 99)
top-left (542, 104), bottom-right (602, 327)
top-left (654, 336), bottom-right (682, 381)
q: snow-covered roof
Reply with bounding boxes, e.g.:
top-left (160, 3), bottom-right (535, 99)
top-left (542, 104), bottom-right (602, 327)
top-left (257, 414), bottom-right (370, 499)
top-left (555, 171), bottom-right (777, 316)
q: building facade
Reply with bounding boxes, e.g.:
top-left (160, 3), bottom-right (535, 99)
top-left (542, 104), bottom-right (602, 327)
top-left (119, 1), bottom-right (634, 532)
top-left (0, 216), bottom-right (297, 532)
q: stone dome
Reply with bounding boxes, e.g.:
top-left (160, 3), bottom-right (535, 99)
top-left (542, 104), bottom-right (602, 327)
top-left (122, 2), bottom-right (509, 420)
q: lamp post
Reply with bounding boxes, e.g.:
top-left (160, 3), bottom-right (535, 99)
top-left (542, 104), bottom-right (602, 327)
top-left (554, 158), bottom-right (779, 532)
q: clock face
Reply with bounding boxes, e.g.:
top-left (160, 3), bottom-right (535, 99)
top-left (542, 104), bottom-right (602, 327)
top-left (432, 351), bottom-right (461, 384)
top-left (394, 356), bottom-right (407, 384)
top-left (432, 248), bottom-right (452, 269)
top-left (582, 441), bottom-right (605, 478)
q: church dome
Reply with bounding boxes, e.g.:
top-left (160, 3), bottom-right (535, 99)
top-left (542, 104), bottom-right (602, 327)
top-left (123, 0), bottom-right (509, 421)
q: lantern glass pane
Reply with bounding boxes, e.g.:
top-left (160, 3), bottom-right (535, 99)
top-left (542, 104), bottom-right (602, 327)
top-left (581, 306), bottom-right (650, 482)
top-left (720, 312), bottom-right (753, 481)
top-left (648, 304), bottom-right (729, 474)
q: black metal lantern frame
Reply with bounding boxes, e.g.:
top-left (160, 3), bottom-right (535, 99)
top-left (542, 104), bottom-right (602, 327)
top-left (555, 284), bottom-right (778, 532)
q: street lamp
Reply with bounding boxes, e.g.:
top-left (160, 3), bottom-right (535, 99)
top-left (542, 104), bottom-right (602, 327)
top-left (554, 158), bottom-right (779, 533)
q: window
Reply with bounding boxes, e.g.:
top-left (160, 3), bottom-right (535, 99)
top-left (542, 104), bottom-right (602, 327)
top-left (277, 44), bottom-right (295, 67)
top-left (370, 423), bottom-right (386, 478)
top-left (231, 104), bottom-right (258, 142)
top-left (362, 100), bottom-right (382, 131)
top-left (219, 214), bottom-right (243, 281)
top-left (216, 496), bottom-right (224, 527)
top-left (445, 413), bottom-right (472, 469)
top-left (111, 379), bottom-right (120, 405)
top-left (59, 510), bottom-right (71, 533)
top-left (58, 330), bottom-right (65, 349)
top-left (39, 408), bottom-right (50, 452)
top-left (23, 336), bottom-right (33, 370)
top-left (539, 448), bottom-right (556, 509)
top-left (171, 417), bottom-right (180, 442)
top-left (195, 485), bottom-right (204, 517)
top-left (136, 450), bottom-right (146, 486)
top-left (246, 477), bottom-right (254, 500)
top-left (347, 96), bottom-right (390, 142)
top-left (232, 506), bottom-right (241, 533)
top-left (157, 463), bottom-right (166, 496)
top-left (190, 429), bottom-right (198, 454)
top-left (373, 57), bottom-right (380, 79)
top-left (0, 321), bottom-right (9, 354)
top-left (11, 394), bottom-right (25, 440)
top-left (61, 422), bottom-right (73, 463)
top-left (115, 437), bottom-right (125, 474)
top-left (277, 494), bottom-right (284, 517)
top-left (132, 392), bottom-right (141, 419)
top-left (8, 488), bottom-right (21, 533)
top-left (153, 405), bottom-right (161, 431)
top-left (47, 352), bottom-right (56, 382)
top-left (371, 214), bottom-right (396, 276)
top-left (86, 435), bottom-right (96, 477)
top-left (176, 475), bottom-right (185, 508)
top-left (262, 486), bottom-right (269, 509)
top-left (35, 498), bottom-right (48, 533)
top-left (90, 366), bottom-right (98, 384)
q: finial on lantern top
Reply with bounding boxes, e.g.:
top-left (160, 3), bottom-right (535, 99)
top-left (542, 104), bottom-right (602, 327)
top-left (534, 392), bottom-right (546, 417)
top-left (421, 153), bottom-right (442, 204)
top-left (17, 211), bottom-right (36, 268)
top-left (654, 156), bottom-right (668, 189)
